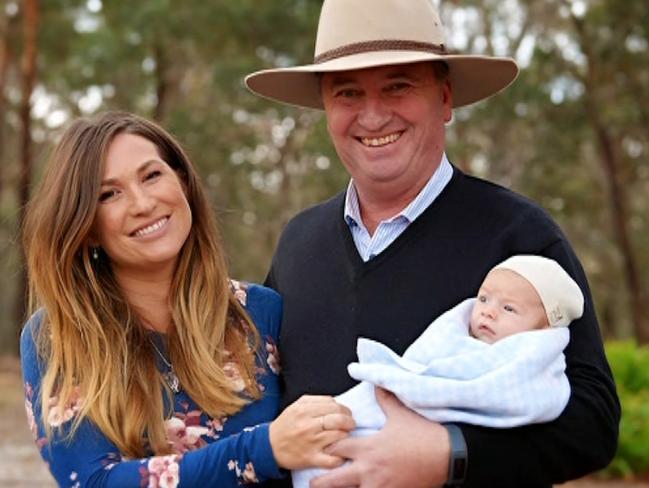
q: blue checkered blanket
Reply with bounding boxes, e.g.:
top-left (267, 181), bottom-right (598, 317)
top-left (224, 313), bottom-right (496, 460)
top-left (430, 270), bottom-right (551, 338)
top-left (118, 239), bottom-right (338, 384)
top-left (292, 298), bottom-right (570, 488)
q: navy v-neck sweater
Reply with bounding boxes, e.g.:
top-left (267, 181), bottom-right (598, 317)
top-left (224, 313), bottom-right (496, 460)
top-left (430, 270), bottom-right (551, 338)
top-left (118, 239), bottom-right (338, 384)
top-left (266, 168), bottom-right (619, 487)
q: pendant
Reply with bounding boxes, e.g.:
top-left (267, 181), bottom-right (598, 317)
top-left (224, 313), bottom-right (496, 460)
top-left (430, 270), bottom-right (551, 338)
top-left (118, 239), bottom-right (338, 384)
top-left (163, 369), bottom-right (181, 393)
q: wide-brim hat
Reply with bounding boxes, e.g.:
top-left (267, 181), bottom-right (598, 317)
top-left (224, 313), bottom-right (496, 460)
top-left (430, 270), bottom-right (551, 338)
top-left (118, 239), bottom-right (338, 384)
top-left (245, 0), bottom-right (519, 109)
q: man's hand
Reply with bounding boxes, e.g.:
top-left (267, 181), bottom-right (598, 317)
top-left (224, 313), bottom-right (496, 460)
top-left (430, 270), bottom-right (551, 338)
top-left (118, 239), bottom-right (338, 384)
top-left (311, 388), bottom-right (451, 488)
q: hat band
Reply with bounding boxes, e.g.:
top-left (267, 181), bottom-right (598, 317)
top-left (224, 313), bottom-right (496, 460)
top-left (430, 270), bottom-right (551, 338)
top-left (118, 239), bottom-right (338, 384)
top-left (314, 40), bottom-right (447, 64)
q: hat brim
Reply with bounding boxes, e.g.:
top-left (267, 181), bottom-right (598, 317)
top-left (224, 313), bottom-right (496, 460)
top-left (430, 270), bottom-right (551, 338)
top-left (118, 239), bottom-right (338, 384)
top-left (245, 51), bottom-right (519, 109)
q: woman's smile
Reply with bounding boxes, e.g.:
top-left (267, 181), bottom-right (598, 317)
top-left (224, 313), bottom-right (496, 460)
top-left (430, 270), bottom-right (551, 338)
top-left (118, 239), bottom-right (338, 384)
top-left (130, 216), bottom-right (170, 238)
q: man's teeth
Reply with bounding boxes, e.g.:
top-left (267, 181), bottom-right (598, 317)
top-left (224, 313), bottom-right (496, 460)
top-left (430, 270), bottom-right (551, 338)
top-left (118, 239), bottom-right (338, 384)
top-left (360, 132), bottom-right (401, 147)
top-left (134, 217), bottom-right (168, 237)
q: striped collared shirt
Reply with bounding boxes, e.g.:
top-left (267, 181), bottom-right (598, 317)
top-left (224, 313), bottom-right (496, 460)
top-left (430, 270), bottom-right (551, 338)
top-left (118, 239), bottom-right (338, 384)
top-left (344, 153), bottom-right (453, 262)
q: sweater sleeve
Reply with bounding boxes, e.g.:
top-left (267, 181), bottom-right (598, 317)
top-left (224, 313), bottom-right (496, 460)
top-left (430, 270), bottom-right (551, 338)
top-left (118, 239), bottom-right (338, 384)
top-left (20, 316), bottom-right (283, 488)
top-left (459, 219), bottom-right (620, 487)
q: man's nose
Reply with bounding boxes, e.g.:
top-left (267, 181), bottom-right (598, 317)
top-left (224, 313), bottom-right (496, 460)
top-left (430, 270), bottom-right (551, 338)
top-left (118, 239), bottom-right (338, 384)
top-left (357, 96), bottom-right (391, 131)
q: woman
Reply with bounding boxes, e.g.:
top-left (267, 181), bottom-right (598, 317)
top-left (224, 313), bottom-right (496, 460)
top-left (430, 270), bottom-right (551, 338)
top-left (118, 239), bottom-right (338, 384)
top-left (20, 111), bottom-right (353, 487)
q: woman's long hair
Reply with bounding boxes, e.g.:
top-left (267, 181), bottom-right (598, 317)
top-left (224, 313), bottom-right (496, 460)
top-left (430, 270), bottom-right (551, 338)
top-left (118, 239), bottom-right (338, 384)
top-left (23, 111), bottom-right (260, 457)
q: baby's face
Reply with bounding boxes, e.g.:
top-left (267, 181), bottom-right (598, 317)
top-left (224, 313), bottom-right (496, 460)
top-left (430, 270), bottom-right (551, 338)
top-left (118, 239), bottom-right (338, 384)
top-left (470, 269), bottom-right (549, 344)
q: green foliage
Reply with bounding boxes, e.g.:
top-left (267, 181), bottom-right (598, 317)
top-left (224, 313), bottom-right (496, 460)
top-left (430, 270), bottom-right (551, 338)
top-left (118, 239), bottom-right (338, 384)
top-left (600, 342), bottom-right (649, 478)
top-left (607, 341), bottom-right (649, 393)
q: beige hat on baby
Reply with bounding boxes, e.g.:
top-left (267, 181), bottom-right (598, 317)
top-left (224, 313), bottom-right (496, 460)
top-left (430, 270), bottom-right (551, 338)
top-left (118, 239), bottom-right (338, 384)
top-left (493, 255), bottom-right (584, 328)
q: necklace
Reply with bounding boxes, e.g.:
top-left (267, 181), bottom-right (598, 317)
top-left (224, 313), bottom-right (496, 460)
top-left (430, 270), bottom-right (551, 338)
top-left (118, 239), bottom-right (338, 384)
top-left (150, 340), bottom-right (181, 393)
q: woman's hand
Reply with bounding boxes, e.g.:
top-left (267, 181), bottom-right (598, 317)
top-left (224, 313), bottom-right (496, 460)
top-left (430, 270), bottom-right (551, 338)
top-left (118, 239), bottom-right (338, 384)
top-left (269, 395), bottom-right (355, 470)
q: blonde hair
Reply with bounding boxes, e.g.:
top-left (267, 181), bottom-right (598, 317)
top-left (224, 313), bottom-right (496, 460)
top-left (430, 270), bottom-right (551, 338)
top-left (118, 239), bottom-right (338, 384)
top-left (23, 111), bottom-right (260, 457)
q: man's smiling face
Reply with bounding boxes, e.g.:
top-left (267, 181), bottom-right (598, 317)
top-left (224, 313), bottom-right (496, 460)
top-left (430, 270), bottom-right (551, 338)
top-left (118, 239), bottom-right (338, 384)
top-left (321, 62), bottom-right (452, 199)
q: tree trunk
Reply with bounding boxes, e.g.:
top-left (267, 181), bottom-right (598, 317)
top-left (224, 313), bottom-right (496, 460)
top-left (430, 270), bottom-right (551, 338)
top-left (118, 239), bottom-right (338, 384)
top-left (568, 6), bottom-right (649, 343)
top-left (153, 42), bottom-right (168, 122)
top-left (0, 10), bottom-right (16, 198)
top-left (15, 0), bottom-right (39, 348)
top-left (588, 109), bottom-right (648, 343)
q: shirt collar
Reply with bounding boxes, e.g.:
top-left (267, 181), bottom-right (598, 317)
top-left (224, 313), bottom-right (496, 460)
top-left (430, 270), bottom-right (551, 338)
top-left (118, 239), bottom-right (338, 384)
top-left (344, 153), bottom-right (453, 227)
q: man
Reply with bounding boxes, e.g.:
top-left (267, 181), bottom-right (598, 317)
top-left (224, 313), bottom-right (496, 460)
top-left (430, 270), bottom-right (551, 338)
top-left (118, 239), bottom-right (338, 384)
top-left (245, 0), bottom-right (620, 486)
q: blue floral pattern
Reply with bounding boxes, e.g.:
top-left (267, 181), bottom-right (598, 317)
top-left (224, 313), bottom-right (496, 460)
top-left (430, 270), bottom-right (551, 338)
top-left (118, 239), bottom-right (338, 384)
top-left (21, 283), bottom-right (283, 487)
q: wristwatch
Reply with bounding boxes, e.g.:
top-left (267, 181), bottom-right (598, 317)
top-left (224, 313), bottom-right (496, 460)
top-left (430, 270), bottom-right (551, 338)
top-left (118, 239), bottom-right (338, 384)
top-left (443, 423), bottom-right (467, 486)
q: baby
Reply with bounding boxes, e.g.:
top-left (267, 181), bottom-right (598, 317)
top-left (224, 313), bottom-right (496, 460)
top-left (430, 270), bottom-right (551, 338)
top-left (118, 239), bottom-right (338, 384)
top-left (469, 254), bottom-right (581, 343)
top-left (293, 255), bottom-right (585, 488)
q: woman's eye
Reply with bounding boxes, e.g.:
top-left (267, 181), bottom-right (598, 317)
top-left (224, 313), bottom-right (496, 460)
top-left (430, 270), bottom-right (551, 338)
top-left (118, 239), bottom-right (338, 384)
top-left (144, 170), bottom-right (162, 181)
top-left (99, 189), bottom-right (117, 202)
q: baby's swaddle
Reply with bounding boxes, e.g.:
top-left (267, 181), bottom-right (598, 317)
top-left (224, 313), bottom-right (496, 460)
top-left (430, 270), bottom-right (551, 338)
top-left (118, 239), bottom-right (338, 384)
top-left (292, 298), bottom-right (570, 488)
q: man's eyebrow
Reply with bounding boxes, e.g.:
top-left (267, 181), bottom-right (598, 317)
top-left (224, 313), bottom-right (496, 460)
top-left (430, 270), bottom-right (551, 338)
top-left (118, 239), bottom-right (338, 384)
top-left (385, 71), bottom-right (411, 79)
top-left (326, 76), bottom-right (358, 87)
top-left (100, 160), bottom-right (159, 186)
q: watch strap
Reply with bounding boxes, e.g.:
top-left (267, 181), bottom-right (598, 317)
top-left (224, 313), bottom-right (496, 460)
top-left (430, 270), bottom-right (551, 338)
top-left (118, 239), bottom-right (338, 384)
top-left (444, 423), bottom-right (467, 486)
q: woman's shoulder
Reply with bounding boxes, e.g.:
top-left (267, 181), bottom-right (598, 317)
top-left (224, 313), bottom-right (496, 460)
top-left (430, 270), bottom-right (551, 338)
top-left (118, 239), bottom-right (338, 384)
top-left (230, 280), bottom-right (281, 308)
top-left (230, 280), bottom-right (282, 339)
top-left (20, 309), bottom-right (45, 354)
top-left (20, 310), bottom-right (47, 389)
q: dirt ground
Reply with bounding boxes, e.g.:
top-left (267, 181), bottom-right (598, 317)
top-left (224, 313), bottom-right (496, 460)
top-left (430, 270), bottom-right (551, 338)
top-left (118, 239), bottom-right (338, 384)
top-left (1, 356), bottom-right (646, 488)
top-left (0, 357), bottom-right (54, 487)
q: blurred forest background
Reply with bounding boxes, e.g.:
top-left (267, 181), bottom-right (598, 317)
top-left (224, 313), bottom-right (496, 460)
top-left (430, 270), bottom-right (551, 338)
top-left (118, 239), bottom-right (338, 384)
top-left (3, 0), bottom-right (647, 351)
top-left (0, 0), bottom-right (648, 351)
top-left (0, 0), bottom-right (649, 482)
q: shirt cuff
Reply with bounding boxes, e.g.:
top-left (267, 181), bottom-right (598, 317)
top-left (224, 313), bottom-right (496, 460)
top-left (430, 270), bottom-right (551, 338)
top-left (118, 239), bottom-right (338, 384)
top-left (248, 422), bottom-right (286, 480)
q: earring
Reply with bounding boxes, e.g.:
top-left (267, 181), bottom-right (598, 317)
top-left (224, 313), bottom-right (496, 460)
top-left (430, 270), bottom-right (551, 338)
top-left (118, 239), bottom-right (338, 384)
top-left (92, 247), bottom-right (99, 260)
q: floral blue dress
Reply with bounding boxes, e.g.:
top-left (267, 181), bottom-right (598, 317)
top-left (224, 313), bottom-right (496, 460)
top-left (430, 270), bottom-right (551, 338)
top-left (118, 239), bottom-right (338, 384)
top-left (20, 282), bottom-right (284, 487)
